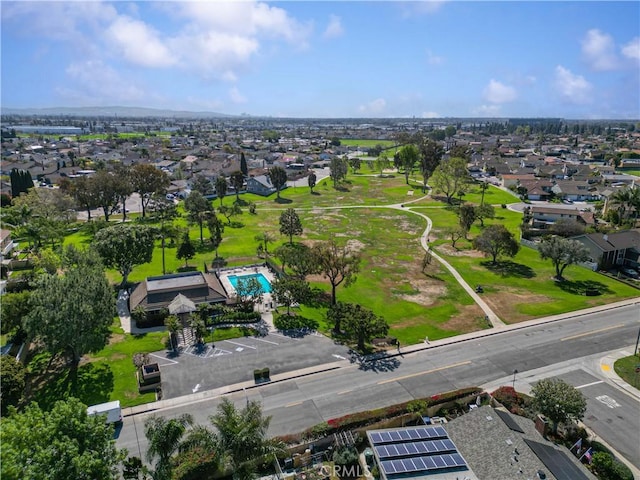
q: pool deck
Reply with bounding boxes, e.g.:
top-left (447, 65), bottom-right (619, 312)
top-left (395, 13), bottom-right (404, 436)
top-left (217, 264), bottom-right (276, 299)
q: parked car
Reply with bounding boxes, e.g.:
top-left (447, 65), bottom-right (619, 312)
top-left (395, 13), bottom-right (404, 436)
top-left (620, 268), bottom-right (639, 279)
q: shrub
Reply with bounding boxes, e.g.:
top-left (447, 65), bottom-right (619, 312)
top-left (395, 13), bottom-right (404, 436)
top-left (131, 306), bottom-right (147, 326)
top-left (591, 451), bottom-right (633, 480)
top-left (274, 314), bottom-right (319, 331)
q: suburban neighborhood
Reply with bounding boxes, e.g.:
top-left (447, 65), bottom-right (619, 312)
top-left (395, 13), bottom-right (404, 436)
top-left (1, 113), bottom-right (639, 480)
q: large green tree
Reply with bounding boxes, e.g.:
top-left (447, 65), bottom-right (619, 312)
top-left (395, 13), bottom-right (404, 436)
top-left (531, 378), bottom-right (587, 433)
top-left (230, 171), bottom-right (244, 203)
top-left (330, 156), bottom-right (348, 188)
top-left (0, 356), bottom-right (26, 415)
top-left (89, 169), bottom-right (123, 221)
top-left (215, 176), bottom-right (228, 206)
top-left (25, 249), bottom-right (115, 367)
top-left (271, 277), bottom-right (311, 315)
top-left (207, 214), bottom-right (224, 258)
top-left (240, 152), bottom-right (249, 176)
top-left (268, 166), bottom-right (288, 199)
top-left (313, 238), bottom-right (361, 314)
top-left (149, 194), bottom-right (178, 275)
top-left (0, 290), bottom-right (31, 335)
top-left (430, 157), bottom-right (470, 204)
top-left (93, 223), bottom-right (155, 286)
top-left (60, 175), bottom-right (99, 221)
top-left (1, 397), bottom-right (124, 480)
top-left (416, 138), bottom-right (444, 192)
top-left (131, 163), bottom-right (170, 218)
top-left (307, 171), bottom-right (317, 193)
top-left (177, 232), bottom-right (196, 268)
top-left (210, 398), bottom-right (285, 480)
top-left (279, 208), bottom-right (303, 245)
top-left (327, 302), bottom-right (389, 351)
top-left (472, 224), bottom-right (519, 264)
top-left (397, 144), bottom-right (420, 185)
top-left (184, 191), bottom-right (212, 244)
top-left (538, 236), bottom-right (590, 281)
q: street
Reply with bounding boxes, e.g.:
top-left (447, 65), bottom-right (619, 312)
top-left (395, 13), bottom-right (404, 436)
top-left (116, 303), bottom-right (640, 470)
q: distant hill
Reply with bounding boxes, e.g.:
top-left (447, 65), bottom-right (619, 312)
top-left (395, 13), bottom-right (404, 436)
top-left (1, 106), bottom-right (234, 118)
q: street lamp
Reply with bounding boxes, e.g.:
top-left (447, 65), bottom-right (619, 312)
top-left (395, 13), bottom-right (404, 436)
top-left (512, 369), bottom-right (518, 390)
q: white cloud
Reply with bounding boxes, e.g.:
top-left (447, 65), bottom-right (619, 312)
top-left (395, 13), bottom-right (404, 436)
top-left (582, 29), bottom-right (618, 71)
top-left (229, 87), bottom-right (247, 104)
top-left (426, 50), bottom-right (443, 65)
top-left (621, 37), bottom-right (640, 60)
top-left (472, 104), bottom-right (501, 116)
top-left (358, 98), bottom-right (387, 115)
top-left (554, 65), bottom-right (592, 104)
top-left (62, 60), bottom-right (146, 104)
top-left (483, 79), bottom-right (517, 104)
top-left (323, 15), bottom-right (344, 39)
top-left (106, 16), bottom-right (175, 68)
top-left (421, 111), bottom-right (440, 118)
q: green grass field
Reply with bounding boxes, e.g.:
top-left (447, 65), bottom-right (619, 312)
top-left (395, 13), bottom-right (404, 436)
top-left (339, 139), bottom-right (397, 148)
top-left (41, 173), bottom-right (640, 409)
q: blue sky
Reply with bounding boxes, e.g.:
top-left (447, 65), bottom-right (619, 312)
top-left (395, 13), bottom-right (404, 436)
top-left (2, 1), bottom-right (639, 119)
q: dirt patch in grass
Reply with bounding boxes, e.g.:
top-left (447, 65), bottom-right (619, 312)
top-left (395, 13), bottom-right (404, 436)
top-left (396, 279), bottom-right (446, 306)
top-left (483, 289), bottom-right (552, 323)
top-left (346, 239), bottom-right (366, 252)
top-left (109, 333), bottom-right (125, 345)
top-left (437, 244), bottom-right (485, 258)
top-left (439, 304), bottom-right (486, 333)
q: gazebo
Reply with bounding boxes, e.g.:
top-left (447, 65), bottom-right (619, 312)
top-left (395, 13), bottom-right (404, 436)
top-left (168, 293), bottom-right (196, 326)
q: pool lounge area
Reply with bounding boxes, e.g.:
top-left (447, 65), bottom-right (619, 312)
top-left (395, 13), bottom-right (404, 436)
top-left (217, 264), bottom-right (277, 299)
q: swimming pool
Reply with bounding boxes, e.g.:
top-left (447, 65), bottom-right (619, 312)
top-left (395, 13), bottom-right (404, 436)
top-left (227, 273), bottom-right (272, 293)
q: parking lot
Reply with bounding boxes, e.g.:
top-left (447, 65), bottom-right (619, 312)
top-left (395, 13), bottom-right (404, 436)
top-left (150, 329), bottom-right (353, 399)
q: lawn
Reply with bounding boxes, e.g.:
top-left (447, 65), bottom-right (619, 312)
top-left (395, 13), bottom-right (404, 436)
top-left (25, 321), bottom-right (166, 409)
top-left (339, 139), bottom-right (397, 148)
top-left (614, 354), bottom-right (640, 390)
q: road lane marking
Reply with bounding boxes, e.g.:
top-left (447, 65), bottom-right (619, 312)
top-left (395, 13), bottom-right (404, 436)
top-left (253, 337), bottom-right (279, 345)
top-left (596, 395), bottom-right (621, 408)
top-left (338, 389), bottom-right (352, 395)
top-left (377, 361), bottom-right (471, 385)
top-left (576, 380), bottom-right (604, 389)
top-left (332, 354), bottom-right (347, 360)
top-left (560, 324), bottom-right (624, 342)
top-left (285, 401), bottom-right (303, 407)
top-left (225, 340), bottom-right (257, 350)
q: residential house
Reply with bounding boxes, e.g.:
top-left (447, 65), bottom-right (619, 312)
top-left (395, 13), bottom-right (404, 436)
top-left (366, 405), bottom-right (594, 480)
top-left (0, 229), bottom-right (15, 263)
top-left (551, 181), bottom-right (600, 202)
top-left (246, 174), bottom-right (280, 196)
top-left (573, 229), bottom-right (640, 270)
top-left (129, 271), bottom-right (229, 318)
top-left (518, 179), bottom-right (553, 201)
top-left (530, 206), bottom-right (595, 229)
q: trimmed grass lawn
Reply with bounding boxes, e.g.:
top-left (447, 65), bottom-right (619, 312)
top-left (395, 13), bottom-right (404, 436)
top-left (614, 354), bottom-right (640, 390)
top-left (339, 139), bottom-right (397, 148)
top-left (50, 174), bottom-right (640, 408)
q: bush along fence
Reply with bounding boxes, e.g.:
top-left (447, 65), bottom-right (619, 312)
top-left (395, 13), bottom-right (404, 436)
top-left (275, 387), bottom-right (483, 447)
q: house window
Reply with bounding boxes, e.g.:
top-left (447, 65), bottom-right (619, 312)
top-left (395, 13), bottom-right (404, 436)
top-left (616, 250), bottom-right (624, 265)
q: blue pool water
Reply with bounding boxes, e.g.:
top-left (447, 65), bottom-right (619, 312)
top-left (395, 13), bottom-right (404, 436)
top-left (228, 273), bottom-right (272, 293)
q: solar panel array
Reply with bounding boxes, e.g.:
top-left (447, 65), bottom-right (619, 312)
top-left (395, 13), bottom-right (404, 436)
top-left (381, 453), bottom-right (467, 474)
top-left (369, 426), bottom-right (447, 445)
top-left (375, 439), bottom-right (456, 459)
top-left (369, 427), bottom-right (469, 477)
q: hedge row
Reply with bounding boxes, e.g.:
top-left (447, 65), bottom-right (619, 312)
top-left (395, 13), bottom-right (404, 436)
top-left (273, 314), bottom-right (319, 331)
top-left (210, 311), bottom-right (261, 325)
top-left (279, 387), bottom-right (482, 443)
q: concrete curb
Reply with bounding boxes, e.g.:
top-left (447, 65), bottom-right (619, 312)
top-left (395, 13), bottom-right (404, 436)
top-left (122, 298), bottom-right (640, 418)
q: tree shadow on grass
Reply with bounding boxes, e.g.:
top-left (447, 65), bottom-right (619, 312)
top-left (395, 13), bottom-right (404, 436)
top-left (30, 362), bottom-right (114, 408)
top-left (311, 191), bottom-right (322, 196)
top-left (555, 279), bottom-right (612, 296)
top-left (274, 197), bottom-right (293, 204)
top-left (482, 260), bottom-right (536, 278)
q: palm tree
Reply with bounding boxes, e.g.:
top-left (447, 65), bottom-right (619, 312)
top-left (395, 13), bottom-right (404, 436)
top-left (254, 232), bottom-right (275, 257)
top-left (164, 314), bottom-right (181, 350)
top-left (210, 399), bottom-right (285, 480)
top-left (144, 414), bottom-right (193, 480)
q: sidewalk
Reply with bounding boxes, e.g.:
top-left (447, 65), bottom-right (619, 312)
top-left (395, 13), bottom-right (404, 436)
top-left (123, 297), bottom-right (640, 418)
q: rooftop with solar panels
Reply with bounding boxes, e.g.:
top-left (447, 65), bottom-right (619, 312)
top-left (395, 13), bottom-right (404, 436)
top-left (367, 425), bottom-right (478, 480)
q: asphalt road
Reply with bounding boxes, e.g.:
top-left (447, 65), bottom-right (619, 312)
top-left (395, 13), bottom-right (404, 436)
top-left (117, 304), bottom-right (640, 468)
